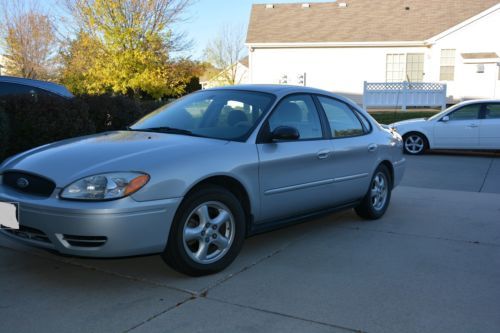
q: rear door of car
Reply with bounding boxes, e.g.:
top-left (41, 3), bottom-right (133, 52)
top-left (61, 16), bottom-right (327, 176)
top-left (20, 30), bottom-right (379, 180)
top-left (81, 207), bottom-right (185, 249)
top-left (479, 102), bottom-right (500, 149)
top-left (256, 94), bottom-right (335, 221)
top-left (433, 103), bottom-right (481, 149)
top-left (315, 95), bottom-right (374, 204)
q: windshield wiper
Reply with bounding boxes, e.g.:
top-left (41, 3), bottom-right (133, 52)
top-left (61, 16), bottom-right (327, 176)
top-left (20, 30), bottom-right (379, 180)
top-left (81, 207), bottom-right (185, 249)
top-left (127, 126), bottom-right (199, 137)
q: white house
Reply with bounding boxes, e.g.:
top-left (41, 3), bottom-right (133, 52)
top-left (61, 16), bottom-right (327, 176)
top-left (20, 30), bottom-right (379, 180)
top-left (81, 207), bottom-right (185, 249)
top-left (201, 57), bottom-right (250, 89)
top-left (246, 1), bottom-right (500, 103)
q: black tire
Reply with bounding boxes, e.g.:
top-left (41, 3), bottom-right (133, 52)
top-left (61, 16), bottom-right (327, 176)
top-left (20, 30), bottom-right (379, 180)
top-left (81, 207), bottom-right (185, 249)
top-left (355, 164), bottom-right (392, 220)
top-left (162, 185), bottom-right (246, 276)
top-left (403, 132), bottom-right (428, 155)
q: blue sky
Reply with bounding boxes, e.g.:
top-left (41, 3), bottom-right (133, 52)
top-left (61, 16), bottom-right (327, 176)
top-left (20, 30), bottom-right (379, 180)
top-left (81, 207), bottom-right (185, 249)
top-left (182, 0), bottom-right (335, 59)
top-left (2, 0), bottom-right (334, 60)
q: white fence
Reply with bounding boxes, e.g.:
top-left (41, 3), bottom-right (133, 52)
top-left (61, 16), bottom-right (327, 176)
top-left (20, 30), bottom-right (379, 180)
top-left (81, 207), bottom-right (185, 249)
top-left (363, 81), bottom-right (447, 111)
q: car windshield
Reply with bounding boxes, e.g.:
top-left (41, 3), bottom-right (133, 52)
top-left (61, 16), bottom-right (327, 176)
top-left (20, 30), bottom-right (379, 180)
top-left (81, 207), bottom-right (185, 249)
top-left (130, 90), bottom-right (276, 141)
top-left (427, 105), bottom-right (455, 121)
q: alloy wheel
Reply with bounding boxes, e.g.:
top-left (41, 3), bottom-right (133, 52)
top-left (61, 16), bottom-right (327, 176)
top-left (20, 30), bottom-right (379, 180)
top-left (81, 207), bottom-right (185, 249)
top-left (182, 201), bottom-right (235, 265)
top-left (370, 172), bottom-right (388, 211)
top-left (404, 135), bottom-right (425, 154)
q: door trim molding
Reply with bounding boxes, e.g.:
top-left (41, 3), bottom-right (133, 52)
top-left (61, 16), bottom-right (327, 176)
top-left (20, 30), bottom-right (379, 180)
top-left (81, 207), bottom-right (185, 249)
top-left (264, 173), bottom-right (368, 195)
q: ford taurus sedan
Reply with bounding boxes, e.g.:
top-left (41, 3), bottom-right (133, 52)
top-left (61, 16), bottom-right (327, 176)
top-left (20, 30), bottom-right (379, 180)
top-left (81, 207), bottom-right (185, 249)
top-left (390, 99), bottom-right (500, 155)
top-left (0, 85), bottom-right (405, 276)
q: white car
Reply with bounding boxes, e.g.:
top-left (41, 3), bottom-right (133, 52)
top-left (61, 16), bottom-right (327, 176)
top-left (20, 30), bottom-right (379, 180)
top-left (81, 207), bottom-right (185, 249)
top-left (390, 100), bottom-right (500, 154)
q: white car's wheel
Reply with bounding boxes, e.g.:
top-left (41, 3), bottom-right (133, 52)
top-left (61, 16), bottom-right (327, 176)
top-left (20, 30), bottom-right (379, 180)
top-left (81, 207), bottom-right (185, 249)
top-left (403, 133), bottom-right (427, 155)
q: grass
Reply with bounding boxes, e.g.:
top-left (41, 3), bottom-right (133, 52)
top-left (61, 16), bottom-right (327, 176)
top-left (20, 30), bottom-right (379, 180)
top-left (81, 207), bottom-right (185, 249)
top-left (369, 111), bottom-right (440, 125)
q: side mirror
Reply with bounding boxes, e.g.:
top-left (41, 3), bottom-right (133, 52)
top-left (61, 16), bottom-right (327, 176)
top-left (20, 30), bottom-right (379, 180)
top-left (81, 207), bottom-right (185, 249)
top-left (271, 126), bottom-right (300, 141)
top-left (441, 115), bottom-right (450, 122)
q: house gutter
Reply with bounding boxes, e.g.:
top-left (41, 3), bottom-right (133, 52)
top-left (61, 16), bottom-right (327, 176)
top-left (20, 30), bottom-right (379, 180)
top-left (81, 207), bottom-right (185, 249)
top-left (246, 41), bottom-right (429, 50)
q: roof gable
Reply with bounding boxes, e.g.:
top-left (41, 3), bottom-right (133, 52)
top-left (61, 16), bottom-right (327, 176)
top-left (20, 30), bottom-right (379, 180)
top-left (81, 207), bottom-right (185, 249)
top-left (246, 0), bottom-right (500, 44)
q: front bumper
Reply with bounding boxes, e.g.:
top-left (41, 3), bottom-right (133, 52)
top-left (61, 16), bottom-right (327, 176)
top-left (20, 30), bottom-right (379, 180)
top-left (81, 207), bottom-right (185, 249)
top-left (0, 184), bottom-right (182, 257)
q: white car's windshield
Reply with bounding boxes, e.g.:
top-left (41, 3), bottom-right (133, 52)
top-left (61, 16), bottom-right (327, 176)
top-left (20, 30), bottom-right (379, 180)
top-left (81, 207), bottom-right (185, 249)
top-left (131, 90), bottom-right (276, 141)
top-left (427, 105), bottom-right (457, 121)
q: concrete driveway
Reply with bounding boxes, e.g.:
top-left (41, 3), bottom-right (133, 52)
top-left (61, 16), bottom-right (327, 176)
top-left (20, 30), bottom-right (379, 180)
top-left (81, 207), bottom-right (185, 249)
top-left (1, 154), bottom-right (499, 333)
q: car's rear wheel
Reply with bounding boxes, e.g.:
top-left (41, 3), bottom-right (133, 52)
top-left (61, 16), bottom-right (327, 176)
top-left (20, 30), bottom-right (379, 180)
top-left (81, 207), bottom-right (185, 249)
top-left (403, 133), bottom-right (427, 155)
top-left (355, 164), bottom-right (392, 220)
top-left (162, 186), bottom-right (245, 276)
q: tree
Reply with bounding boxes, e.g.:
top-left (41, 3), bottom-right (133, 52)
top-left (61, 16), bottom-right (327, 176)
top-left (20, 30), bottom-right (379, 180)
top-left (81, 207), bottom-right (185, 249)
top-left (60, 0), bottom-right (196, 98)
top-left (0, 1), bottom-right (58, 80)
top-left (203, 24), bottom-right (246, 85)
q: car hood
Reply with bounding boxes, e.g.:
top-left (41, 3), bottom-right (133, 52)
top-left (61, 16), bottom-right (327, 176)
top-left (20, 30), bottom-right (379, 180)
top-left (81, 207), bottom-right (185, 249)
top-left (390, 118), bottom-right (427, 127)
top-left (1, 131), bottom-right (228, 187)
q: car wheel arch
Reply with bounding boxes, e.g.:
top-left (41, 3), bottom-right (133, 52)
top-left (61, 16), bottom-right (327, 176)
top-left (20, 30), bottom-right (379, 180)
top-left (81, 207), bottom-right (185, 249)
top-left (403, 131), bottom-right (430, 149)
top-left (181, 175), bottom-right (252, 231)
top-left (379, 160), bottom-right (394, 189)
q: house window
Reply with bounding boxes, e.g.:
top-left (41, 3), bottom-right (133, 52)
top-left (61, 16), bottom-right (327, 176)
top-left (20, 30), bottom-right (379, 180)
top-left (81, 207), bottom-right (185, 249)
top-left (386, 53), bottom-right (424, 82)
top-left (440, 49), bottom-right (455, 81)
top-left (386, 54), bottom-right (405, 82)
top-left (406, 53), bottom-right (424, 82)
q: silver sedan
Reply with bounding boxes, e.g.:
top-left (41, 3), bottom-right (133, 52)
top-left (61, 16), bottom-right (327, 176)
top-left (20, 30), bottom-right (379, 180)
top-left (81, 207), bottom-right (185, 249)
top-left (0, 85), bottom-right (406, 276)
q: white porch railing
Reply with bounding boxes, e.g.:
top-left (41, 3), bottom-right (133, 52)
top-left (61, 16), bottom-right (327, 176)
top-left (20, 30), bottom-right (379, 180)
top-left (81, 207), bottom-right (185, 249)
top-left (363, 81), bottom-right (447, 111)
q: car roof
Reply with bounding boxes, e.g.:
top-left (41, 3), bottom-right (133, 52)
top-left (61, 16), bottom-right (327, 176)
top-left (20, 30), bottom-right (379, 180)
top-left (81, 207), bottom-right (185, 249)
top-left (203, 84), bottom-right (361, 108)
top-left (0, 76), bottom-right (74, 98)
top-left (457, 99), bottom-right (500, 105)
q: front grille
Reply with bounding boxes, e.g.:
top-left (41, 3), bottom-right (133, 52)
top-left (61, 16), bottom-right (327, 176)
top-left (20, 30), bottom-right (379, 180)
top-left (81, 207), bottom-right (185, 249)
top-left (62, 234), bottom-right (107, 248)
top-left (3, 171), bottom-right (56, 197)
top-left (3, 225), bottom-right (51, 244)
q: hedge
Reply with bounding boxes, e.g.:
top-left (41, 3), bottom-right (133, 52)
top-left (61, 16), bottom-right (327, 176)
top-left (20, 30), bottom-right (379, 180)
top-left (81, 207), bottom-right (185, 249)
top-left (0, 95), bottom-right (167, 163)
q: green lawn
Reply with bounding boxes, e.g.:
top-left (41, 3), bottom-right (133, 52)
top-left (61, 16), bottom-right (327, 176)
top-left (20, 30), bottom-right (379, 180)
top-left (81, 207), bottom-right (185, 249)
top-left (369, 111), bottom-right (440, 125)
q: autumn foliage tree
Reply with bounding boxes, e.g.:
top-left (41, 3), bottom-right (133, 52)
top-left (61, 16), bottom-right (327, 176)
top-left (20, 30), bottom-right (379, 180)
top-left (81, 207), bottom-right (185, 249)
top-left (60, 0), bottom-right (199, 98)
top-left (0, 1), bottom-right (58, 80)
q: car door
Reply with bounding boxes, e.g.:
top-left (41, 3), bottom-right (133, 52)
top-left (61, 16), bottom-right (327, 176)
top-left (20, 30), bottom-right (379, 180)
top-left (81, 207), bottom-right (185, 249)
top-left (256, 94), bottom-right (334, 221)
top-left (479, 103), bottom-right (500, 149)
top-left (433, 103), bottom-right (481, 149)
top-left (316, 96), bottom-right (375, 203)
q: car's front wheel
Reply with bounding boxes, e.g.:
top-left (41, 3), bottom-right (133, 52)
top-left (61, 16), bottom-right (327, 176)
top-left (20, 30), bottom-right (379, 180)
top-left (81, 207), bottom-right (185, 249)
top-left (403, 132), bottom-right (427, 155)
top-left (162, 185), bottom-right (245, 276)
top-left (355, 164), bottom-right (392, 220)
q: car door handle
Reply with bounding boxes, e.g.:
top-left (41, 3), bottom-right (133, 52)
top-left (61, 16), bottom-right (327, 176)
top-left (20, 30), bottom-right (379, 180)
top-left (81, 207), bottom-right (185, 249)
top-left (467, 124), bottom-right (478, 128)
top-left (368, 144), bottom-right (378, 152)
top-left (317, 149), bottom-right (331, 159)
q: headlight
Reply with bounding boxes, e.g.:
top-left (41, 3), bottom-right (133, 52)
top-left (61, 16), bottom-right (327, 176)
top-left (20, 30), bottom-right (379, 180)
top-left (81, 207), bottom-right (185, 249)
top-left (60, 172), bottom-right (150, 201)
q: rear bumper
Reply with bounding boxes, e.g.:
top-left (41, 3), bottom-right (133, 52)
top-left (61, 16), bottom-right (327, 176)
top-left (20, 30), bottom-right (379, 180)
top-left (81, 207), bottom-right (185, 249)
top-left (0, 185), bottom-right (182, 257)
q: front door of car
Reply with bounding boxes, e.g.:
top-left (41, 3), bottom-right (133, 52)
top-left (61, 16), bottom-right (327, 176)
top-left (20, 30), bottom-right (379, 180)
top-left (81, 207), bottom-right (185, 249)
top-left (256, 94), bottom-right (335, 222)
top-left (433, 104), bottom-right (481, 149)
top-left (479, 103), bottom-right (500, 149)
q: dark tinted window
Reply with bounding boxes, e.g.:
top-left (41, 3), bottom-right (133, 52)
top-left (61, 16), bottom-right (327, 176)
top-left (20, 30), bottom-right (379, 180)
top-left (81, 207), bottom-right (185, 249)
top-left (268, 94), bottom-right (323, 140)
top-left (318, 96), bottom-right (365, 138)
top-left (0, 82), bottom-right (58, 101)
top-left (448, 104), bottom-right (480, 120)
top-left (484, 103), bottom-right (500, 119)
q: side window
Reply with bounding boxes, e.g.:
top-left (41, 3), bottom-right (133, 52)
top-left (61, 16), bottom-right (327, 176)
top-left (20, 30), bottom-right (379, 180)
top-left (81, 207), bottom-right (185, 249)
top-left (484, 104), bottom-right (500, 119)
top-left (318, 96), bottom-right (365, 138)
top-left (268, 94), bottom-right (323, 140)
top-left (448, 104), bottom-right (481, 121)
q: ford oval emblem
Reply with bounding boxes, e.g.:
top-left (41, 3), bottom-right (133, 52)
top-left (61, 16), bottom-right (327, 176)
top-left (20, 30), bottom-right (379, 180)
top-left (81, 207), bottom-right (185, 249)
top-left (16, 177), bottom-right (30, 188)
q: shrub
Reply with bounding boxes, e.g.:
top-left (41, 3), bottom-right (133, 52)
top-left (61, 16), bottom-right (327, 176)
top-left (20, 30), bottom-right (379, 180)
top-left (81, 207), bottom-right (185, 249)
top-left (0, 94), bottom-right (171, 162)
top-left (2, 95), bottom-right (95, 159)
top-left (81, 95), bottom-right (145, 132)
top-left (0, 105), bottom-right (10, 161)
top-left (369, 111), bottom-right (439, 124)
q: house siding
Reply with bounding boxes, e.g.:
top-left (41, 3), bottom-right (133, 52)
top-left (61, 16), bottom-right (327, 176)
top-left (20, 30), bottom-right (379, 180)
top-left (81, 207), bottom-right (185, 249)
top-left (248, 5), bottom-right (500, 103)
